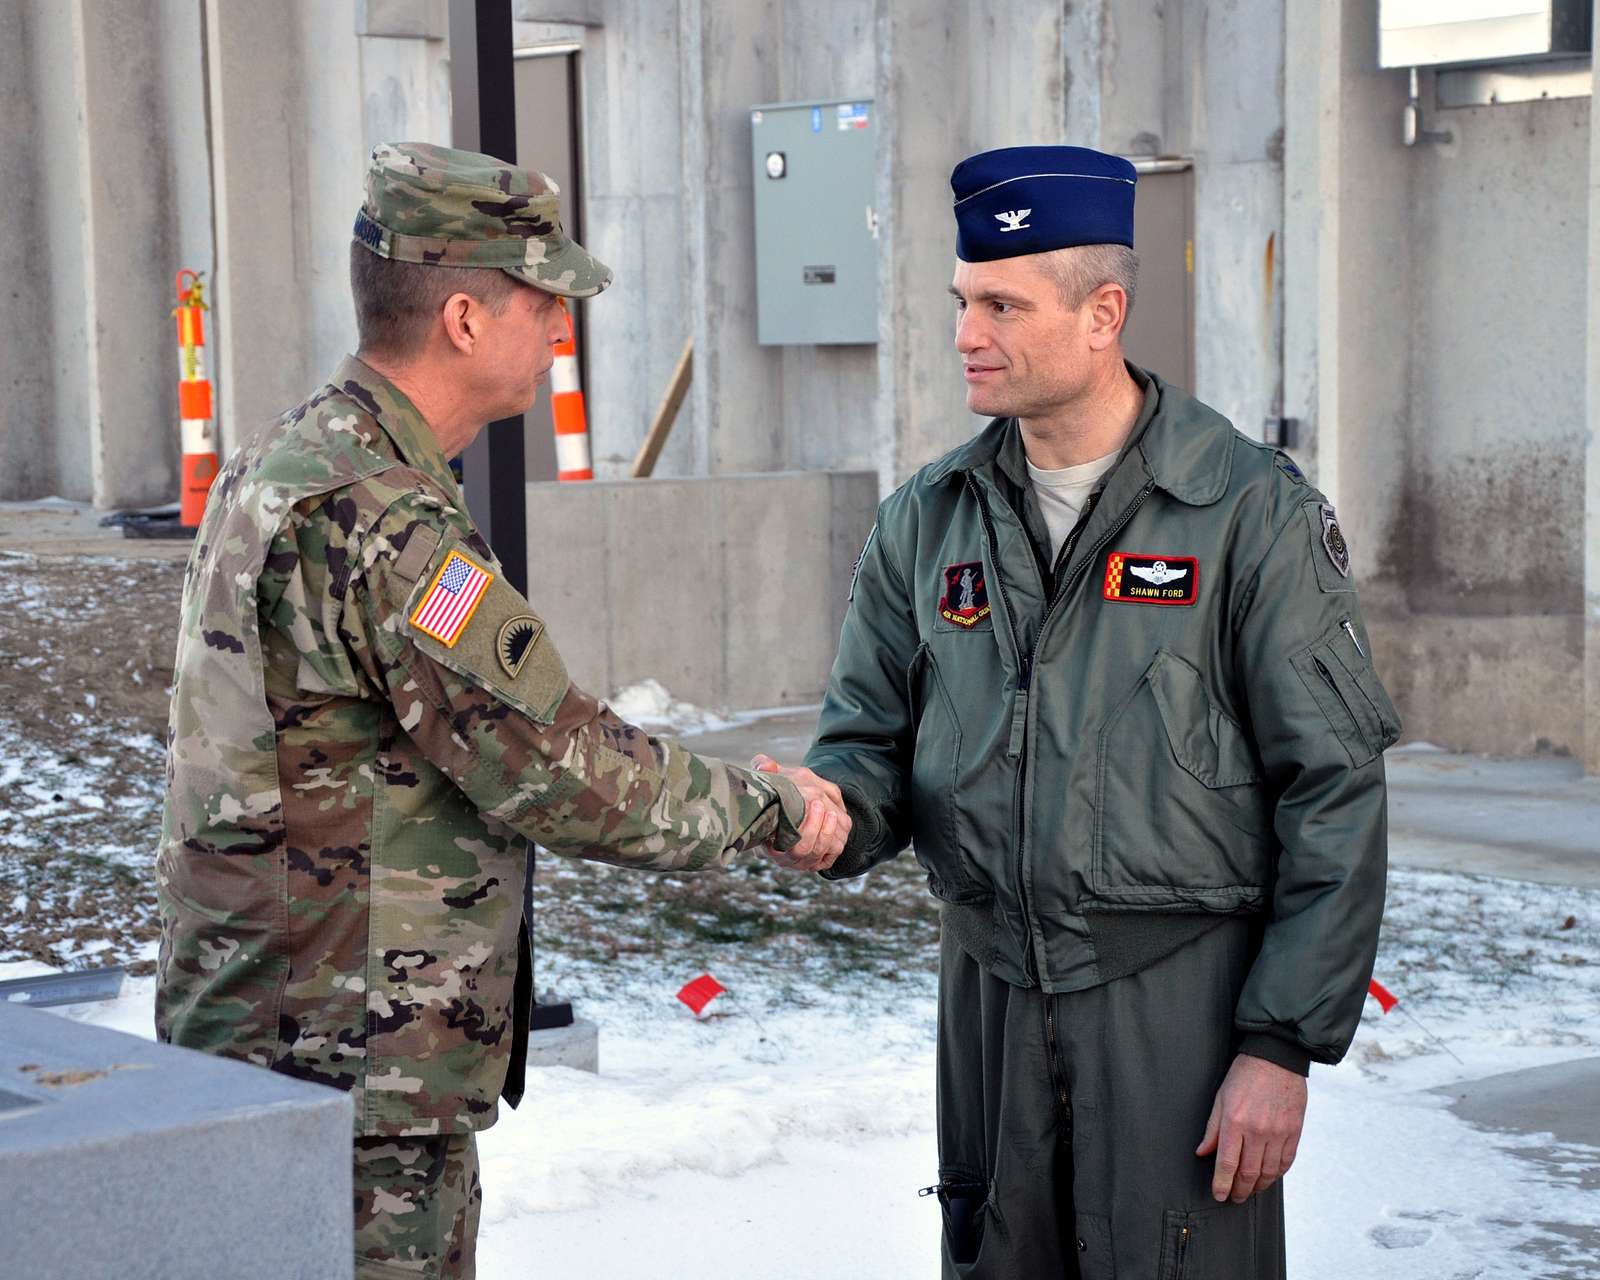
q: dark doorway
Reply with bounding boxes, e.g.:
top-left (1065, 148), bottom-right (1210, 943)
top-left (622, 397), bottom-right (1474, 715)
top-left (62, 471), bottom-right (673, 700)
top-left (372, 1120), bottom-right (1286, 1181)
top-left (515, 47), bottom-right (584, 484)
top-left (1121, 159), bottom-right (1195, 392)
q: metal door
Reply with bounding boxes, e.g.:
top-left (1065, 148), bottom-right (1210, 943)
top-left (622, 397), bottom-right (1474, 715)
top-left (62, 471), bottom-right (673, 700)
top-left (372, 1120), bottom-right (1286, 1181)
top-left (514, 48), bottom-right (583, 483)
top-left (1121, 160), bottom-right (1195, 392)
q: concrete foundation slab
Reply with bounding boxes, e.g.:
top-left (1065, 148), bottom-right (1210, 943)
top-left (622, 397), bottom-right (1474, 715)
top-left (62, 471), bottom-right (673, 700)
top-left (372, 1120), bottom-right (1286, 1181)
top-left (0, 1003), bottom-right (353, 1280)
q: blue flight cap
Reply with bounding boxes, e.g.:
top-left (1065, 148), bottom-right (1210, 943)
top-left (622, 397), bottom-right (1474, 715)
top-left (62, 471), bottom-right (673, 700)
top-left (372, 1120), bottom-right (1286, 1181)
top-left (951, 145), bottom-right (1137, 262)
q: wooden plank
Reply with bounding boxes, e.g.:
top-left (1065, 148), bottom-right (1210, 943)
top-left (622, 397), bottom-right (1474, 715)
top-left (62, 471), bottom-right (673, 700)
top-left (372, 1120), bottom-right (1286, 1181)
top-left (630, 338), bottom-right (694, 479)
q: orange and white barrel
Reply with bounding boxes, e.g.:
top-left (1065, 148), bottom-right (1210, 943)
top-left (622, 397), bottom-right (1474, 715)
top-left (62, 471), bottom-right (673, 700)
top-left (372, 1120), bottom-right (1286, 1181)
top-left (551, 302), bottom-right (592, 482)
top-left (174, 269), bottom-right (219, 526)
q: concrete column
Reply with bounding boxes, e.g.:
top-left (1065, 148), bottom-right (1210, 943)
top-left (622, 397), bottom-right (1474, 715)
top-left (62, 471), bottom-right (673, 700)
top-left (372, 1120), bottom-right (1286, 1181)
top-left (578, 0), bottom-right (696, 478)
top-left (78, 0), bottom-right (210, 509)
top-left (0, 0), bottom-right (58, 502)
top-left (680, 0), bottom-right (786, 476)
top-left (872, 0), bottom-right (973, 488)
top-left (204, 0), bottom-right (314, 452)
top-left (1585, 0), bottom-right (1600, 773)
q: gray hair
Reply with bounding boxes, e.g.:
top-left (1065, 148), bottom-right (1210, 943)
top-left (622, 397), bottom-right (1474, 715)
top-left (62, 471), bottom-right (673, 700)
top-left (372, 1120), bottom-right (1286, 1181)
top-left (349, 242), bottom-right (523, 359)
top-left (1037, 244), bottom-right (1139, 317)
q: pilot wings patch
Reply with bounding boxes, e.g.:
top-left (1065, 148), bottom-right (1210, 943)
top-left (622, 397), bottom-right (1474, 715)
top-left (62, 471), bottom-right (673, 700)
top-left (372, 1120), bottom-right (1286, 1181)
top-left (1103, 553), bottom-right (1199, 606)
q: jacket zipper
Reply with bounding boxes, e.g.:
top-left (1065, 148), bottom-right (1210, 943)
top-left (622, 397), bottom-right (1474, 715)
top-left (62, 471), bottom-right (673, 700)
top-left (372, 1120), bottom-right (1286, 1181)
top-left (1042, 992), bottom-right (1073, 1137)
top-left (1176, 1222), bottom-right (1191, 1276)
top-left (966, 473), bottom-right (1156, 986)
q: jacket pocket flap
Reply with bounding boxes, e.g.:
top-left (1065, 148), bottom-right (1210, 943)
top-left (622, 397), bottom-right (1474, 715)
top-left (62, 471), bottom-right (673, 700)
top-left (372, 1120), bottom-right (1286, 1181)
top-left (1147, 650), bottom-right (1263, 788)
top-left (1292, 620), bottom-right (1402, 767)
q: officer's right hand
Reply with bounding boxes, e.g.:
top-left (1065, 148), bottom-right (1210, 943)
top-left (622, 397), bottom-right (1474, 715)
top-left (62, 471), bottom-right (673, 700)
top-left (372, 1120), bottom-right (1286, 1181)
top-left (751, 754), bottom-right (851, 872)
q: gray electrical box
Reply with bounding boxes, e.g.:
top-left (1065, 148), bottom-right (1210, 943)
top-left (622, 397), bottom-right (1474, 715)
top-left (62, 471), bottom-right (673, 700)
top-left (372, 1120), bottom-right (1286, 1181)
top-left (750, 98), bottom-right (878, 345)
top-left (1379, 0), bottom-right (1592, 69)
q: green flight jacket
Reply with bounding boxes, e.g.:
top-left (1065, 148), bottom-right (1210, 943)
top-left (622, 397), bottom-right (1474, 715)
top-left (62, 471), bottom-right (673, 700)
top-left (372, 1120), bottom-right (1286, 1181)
top-left (807, 371), bottom-right (1400, 1067)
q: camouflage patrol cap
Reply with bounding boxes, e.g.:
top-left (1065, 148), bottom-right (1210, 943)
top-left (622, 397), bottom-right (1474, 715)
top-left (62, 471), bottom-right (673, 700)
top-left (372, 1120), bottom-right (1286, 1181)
top-left (354, 142), bottom-right (612, 298)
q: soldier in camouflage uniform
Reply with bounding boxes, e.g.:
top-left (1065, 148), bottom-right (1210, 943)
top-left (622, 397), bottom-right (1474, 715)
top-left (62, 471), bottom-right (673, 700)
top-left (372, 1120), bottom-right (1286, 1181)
top-left (156, 142), bottom-right (850, 1280)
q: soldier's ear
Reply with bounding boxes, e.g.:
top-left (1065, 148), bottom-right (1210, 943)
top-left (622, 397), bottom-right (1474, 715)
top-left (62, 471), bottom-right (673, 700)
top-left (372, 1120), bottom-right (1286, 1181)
top-left (441, 292), bottom-right (478, 355)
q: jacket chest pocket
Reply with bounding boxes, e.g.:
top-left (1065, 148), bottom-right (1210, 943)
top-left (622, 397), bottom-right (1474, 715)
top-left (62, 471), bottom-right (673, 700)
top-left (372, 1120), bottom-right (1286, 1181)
top-left (1092, 650), bottom-right (1275, 907)
top-left (907, 643), bottom-right (989, 902)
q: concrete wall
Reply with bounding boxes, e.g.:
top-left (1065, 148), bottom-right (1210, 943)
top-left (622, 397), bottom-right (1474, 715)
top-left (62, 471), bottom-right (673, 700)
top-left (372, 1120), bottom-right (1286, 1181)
top-left (522, 471), bottom-right (877, 706)
top-left (1285, 0), bottom-right (1592, 759)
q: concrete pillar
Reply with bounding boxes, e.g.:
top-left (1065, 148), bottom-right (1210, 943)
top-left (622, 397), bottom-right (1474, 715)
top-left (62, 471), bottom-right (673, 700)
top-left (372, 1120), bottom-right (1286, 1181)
top-left (872, 0), bottom-right (973, 488)
top-left (79, 0), bottom-right (211, 509)
top-left (204, 0), bottom-right (314, 452)
top-left (0, 0), bottom-right (57, 502)
top-left (680, 0), bottom-right (786, 476)
top-left (1585, 0), bottom-right (1600, 773)
top-left (577, 0), bottom-right (697, 478)
top-left (1280, 0), bottom-right (1411, 559)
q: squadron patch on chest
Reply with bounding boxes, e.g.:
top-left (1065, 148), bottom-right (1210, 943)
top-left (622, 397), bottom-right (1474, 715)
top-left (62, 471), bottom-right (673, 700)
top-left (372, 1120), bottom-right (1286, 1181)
top-left (1103, 552), bottom-right (1199, 606)
top-left (939, 561), bottom-right (991, 628)
top-left (410, 549), bottom-right (493, 646)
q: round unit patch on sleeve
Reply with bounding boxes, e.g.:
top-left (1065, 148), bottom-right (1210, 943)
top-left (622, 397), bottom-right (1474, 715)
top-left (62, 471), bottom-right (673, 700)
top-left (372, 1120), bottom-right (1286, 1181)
top-left (410, 549), bottom-right (494, 646)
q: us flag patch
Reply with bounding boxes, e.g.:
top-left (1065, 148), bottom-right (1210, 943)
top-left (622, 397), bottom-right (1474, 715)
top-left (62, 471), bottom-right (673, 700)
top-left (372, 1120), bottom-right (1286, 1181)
top-left (411, 550), bottom-right (493, 646)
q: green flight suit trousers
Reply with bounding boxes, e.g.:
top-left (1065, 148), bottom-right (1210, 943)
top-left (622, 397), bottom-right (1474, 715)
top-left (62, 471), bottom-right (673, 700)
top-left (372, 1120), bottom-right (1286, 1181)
top-left (935, 919), bottom-right (1288, 1278)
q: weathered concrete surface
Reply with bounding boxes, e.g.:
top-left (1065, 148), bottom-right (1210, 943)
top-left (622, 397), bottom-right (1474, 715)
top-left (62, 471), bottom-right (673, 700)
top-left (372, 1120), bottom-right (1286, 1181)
top-left (522, 471), bottom-right (877, 709)
top-left (1367, 611), bottom-right (1585, 759)
top-left (0, 1002), bottom-right (352, 1280)
top-left (1385, 747), bottom-right (1600, 889)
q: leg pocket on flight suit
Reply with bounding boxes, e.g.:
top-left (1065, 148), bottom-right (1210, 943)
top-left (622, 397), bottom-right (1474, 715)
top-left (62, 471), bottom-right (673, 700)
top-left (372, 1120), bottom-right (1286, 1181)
top-left (933, 1172), bottom-right (994, 1269)
top-left (1156, 1200), bottom-right (1257, 1280)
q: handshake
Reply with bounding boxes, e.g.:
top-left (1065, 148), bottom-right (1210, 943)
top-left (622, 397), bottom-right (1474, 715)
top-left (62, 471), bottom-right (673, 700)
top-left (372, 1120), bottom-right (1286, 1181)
top-left (750, 753), bottom-right (852, 874)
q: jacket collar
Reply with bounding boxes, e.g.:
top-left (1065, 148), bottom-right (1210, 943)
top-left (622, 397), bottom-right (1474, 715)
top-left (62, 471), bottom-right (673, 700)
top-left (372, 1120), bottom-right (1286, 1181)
top-left (925, 364), bottom-right (1234, 507)
top-left (327, 354), bottom-right (465, 504)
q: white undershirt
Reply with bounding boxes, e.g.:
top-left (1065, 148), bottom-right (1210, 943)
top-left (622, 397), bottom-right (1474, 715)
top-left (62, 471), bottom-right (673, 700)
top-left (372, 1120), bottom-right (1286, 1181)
top-left (1026, 451), bottom-right (1120, 563)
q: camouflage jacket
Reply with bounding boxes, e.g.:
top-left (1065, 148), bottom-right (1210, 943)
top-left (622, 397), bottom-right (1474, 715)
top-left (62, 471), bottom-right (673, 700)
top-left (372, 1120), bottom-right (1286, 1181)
top-left (156, 355), bottom-right (805, 1137)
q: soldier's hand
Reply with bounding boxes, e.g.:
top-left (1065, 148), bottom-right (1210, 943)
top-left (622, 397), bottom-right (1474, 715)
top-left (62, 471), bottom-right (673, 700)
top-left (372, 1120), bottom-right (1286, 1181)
top-left (751, 754), bottom-right (851, 872)
top-left (1195, 1054), bottom-right (1308, 1204)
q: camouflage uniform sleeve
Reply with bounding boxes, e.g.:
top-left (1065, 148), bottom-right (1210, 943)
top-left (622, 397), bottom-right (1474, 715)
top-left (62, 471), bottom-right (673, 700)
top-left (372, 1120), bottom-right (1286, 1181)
top-left (341, 494), bottom-right (807, 870)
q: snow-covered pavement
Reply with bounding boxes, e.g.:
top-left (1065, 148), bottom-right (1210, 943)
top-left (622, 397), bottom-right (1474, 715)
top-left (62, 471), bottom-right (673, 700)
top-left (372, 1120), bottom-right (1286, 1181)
top-left (17, 862), bottom-right (1597, 1279)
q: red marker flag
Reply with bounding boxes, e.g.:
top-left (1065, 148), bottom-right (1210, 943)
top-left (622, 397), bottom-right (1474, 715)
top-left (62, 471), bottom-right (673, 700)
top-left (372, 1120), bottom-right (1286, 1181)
top-left (1367, 978), bottom-right (1399, 1014)
top-left (677, 973), bottom-right (726, 1017)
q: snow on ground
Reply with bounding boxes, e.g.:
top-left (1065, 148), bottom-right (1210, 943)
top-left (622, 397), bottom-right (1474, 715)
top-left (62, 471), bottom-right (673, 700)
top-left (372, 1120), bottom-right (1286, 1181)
top-left (14, 867), bottom-right (1597, 1278)
top-left (607, 679), bottom-right (820, 738)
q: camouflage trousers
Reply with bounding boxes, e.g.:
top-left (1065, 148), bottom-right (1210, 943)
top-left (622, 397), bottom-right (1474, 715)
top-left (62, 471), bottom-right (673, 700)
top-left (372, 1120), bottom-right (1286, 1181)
top-left (353, 1132), bottom-right (482, 1280)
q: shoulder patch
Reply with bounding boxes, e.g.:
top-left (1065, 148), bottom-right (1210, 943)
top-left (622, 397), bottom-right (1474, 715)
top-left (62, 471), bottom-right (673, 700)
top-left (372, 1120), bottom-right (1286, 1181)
top-left (1302, 501), bottom-right (1356, 593)
top-left (411, 549), bottom-right (493, 646)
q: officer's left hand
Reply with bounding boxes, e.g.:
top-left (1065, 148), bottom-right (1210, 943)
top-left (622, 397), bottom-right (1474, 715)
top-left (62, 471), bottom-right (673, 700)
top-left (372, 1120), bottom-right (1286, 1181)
top-left (1195, 1054), bottom-right (1308, 1204)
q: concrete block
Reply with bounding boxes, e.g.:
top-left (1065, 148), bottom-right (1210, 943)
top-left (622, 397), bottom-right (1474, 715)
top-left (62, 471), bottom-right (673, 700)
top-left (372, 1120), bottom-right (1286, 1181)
top-left (0, 1003), bottom-right (353, 1280)
top-left (524, 472), bottom-right (876, 708)
top-left (527, 477), bottom-right (611, 695)
top-left (356, 0), bottom-right (447, 40)
top-left (526, 1018), bottom-right (600, 1073)
top-left (605, 478), bottom-right (728, 702)
top-left (720, 472), bottom-right (834, 708)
